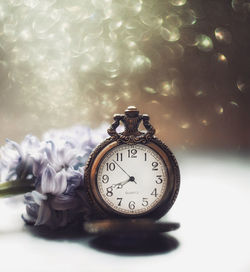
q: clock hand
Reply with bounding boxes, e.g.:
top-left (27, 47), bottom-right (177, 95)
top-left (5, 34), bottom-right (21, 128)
top-left (128, 176), bottom-right (137, 184)
top-left (111, 176), bottom-right (136, 189)
top-left (116, 179), bottom-right (130, 189)
top-left (112, 178), bottom-right (130, 189)
top-left (112, 160), bottom-right (137, 184)
top-left (112, 160), bottom-right (131, 178)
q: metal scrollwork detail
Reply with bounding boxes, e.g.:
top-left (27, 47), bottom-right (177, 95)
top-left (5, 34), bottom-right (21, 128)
top-left (107, 106), bottom-right (156, 144)
top-left (107, 114), bottom-right (123, 140)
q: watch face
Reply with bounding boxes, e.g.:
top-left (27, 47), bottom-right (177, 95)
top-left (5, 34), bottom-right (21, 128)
top-left (96, 144), bottom-right (168, 215)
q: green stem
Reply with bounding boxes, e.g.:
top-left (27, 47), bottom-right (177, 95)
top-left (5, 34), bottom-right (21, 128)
top-left (0, 180), bottom-right (34, 198)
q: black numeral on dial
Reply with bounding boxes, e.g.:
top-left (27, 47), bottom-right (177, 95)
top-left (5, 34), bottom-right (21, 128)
top-left (152, 162), bottom-right (159, 171)
top-left (155, 175), bottom-right (163, 184)
top-left (102, 174), bottom-right (109, 183)
top-left (117, 198), bottom-right (122, 206)
top-left (128, 201), bottom-right (135, 210)
top-left (128, 149), bottom-right (137, 158)
top-left (151, 188), bottom-right (158, 197)
top-left (116, 153), bottom-right (123, 161)
top-left (142, 198), bottom-right (148, 206)
top-left (106, 187), bottom-right (113, 197)
top-left (106, 162), bottom-right (115, 171)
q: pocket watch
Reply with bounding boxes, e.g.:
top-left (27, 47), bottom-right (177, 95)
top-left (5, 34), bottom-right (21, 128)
top-left (83, 106), bottom-right (180, 227)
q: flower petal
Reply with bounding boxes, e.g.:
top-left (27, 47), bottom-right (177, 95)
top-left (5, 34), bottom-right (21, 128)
top-left (50, 194), bottom-right (79, 210)
top-left (57, 148), bottom-right (66, 166)
top-left (64, 168), bottom-right (83, 194)
top-left (5, 139), bottom-right (23, 158)
top-left (41, 164), bottom-right (56, 194)
top-left (35, 201), bottom-right (51, 226)
top-left (30, 153), bottom-right (48, 177)
top-left (44, 141), bottom-right (56, 165)
top-left (65, 141), bottom-right (75, 148)
top-left (58, 212), bottom-right (68, 227)
top-left (22, 213), bottom-right (36, 225)
top-left (31, 190), bottom-right (47, 205)
top-left (64, 149), bottom-right (77, 166)
top-left (53, 170), bottom-right (67, 195)
top-left (21, 134), bottom-right (40, 151)
top-left (24, 192), bottom-right (35, 204)
top-left (25, 202), bottom-right (39, 220)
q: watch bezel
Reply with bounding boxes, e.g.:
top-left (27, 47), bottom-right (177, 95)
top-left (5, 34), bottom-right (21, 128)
top-left (84, 136), bottom-right (180, 220)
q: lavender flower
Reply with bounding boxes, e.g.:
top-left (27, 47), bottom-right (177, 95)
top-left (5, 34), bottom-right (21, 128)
top-left (0, 135), bottom-right (41, 183)
top-left (0, 124), bottom-right (108, 227)
top-left (42, 124), bottom-right (109, 167)
top-left (22, 124), bottom-right (108, 228)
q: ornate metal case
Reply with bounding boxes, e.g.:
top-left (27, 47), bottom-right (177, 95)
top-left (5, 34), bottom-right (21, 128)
top-left (84, 106), bottom-right (180, 220)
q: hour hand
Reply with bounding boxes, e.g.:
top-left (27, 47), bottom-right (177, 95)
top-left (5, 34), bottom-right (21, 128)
top-left (112, 176), bottom-right (136, 189)
top-left (113, 179), bottom-right (129, 189)
top-left (116, 183), bottom-right (124, 189)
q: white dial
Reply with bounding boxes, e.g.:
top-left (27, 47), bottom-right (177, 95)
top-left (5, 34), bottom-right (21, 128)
top-left (97, 144), bottom-right (168, 215)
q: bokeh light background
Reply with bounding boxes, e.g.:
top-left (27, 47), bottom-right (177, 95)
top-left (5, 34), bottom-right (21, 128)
top-left (0, 2), bottom-right (250, 271)
top-left (0, 0), bottom-right (249, 150)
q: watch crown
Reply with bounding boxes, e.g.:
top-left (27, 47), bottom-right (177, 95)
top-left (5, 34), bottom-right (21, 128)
top-left (107, 106), bottom-right (155, 141)
top-left (125, 106), bottom-right (139, 117)
top-left (126, 106), bottom-right (137, 111)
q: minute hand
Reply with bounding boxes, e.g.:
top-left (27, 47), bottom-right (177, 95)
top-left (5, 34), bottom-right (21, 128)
top-left (112, 160), bottom-right (131, 178)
